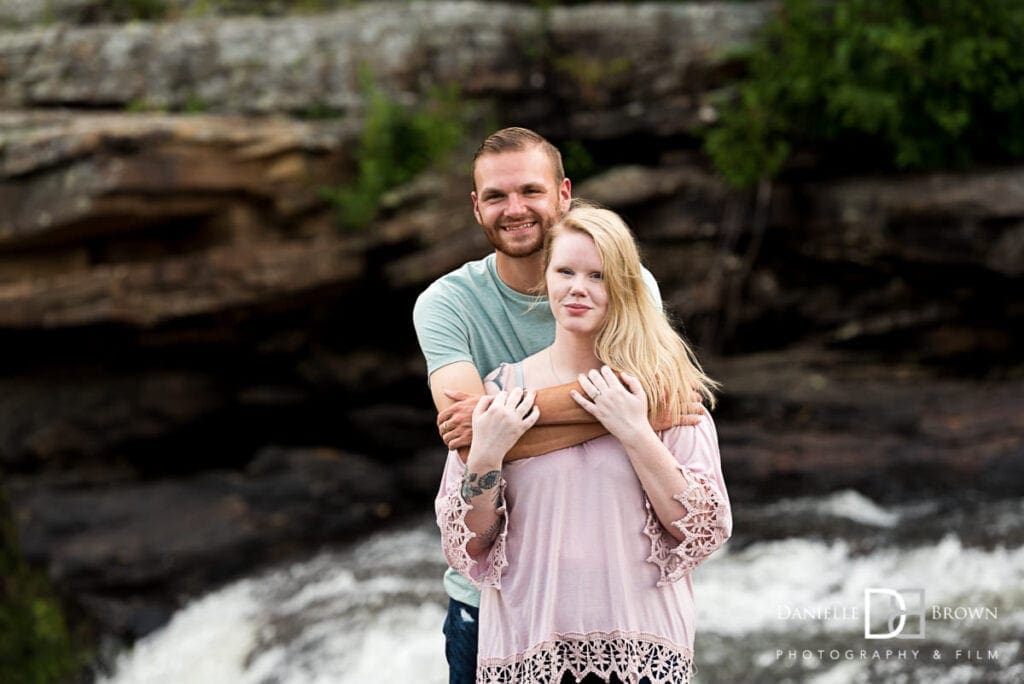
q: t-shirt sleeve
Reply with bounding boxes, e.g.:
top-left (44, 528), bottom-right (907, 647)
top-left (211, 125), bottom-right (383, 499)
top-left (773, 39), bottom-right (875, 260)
top-left (413, 282), bottom-right (474, 376)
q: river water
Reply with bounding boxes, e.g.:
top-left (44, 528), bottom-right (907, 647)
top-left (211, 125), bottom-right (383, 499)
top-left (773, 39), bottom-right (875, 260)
top-left (99, 490), bottom-right (1024, 683)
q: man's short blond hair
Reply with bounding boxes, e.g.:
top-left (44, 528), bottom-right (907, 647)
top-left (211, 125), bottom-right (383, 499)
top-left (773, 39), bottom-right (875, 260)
top-left (472, 127), bottom-right (565, 188)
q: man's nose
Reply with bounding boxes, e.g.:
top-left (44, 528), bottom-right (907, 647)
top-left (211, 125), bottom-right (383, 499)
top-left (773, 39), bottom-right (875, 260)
top-left (505, 193), bottom-right (526, 215)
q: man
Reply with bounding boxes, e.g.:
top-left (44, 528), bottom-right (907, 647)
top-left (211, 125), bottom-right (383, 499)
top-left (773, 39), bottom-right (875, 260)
top-left (413, 127), bottom-right (702, 683)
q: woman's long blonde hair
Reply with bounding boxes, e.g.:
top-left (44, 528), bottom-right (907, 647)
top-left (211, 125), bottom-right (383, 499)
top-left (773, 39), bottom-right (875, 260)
top-left (542, 202), bottom-right (719, 420)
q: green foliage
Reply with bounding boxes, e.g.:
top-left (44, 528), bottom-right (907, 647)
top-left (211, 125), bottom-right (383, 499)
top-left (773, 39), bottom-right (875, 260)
top-left (704, 0), bottom-right (1024, 187)
top-left (1, 494), bottom-right (82, 684)
top-left (126, 97), bottom-right (159, 113)
top-left (107, 0), bottom-right (170, 21)
top-left (560, 140), bottom-right (597, 181)
top-left (183, 93), bottom-right (209, 114)
top-left (323, 75), bottom-right (465, 230)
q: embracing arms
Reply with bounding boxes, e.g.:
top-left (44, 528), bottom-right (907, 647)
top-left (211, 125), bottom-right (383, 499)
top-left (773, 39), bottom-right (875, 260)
top-left (429, 361), bottom-right (703, 462)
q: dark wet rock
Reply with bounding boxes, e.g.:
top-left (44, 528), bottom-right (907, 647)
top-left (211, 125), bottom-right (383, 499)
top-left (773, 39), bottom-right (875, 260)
top-left (0, 370), bottom-right (226, 468)
top-left (709, 348), bottom-right (1024, 503)
top-left (5, 446), bottom-right (400, 639)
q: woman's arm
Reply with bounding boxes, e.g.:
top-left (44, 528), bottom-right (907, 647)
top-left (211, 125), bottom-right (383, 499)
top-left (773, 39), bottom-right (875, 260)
top-left (460, 442), bottom-right (507, 557)
top-left (435, 386), bottom-right (539, 588)
top-left (574, 367), bottom-right (731, 578)
top-left (461, 386), bottom-right (539, 551)
top-left (618, 430), bottom-right (702, 542)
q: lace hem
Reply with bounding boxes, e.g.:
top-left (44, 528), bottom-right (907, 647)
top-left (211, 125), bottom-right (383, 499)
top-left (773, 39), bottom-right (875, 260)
top-left (644, 467), bottom-right (730, 586)
top-left (437, 475), bottom-right (508, 589)
top-left (477, 630), bottom-right (692, 684)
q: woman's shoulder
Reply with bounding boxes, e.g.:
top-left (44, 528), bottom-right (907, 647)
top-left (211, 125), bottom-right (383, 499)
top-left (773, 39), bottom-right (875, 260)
top-left (657, 411), bottom-right (718, 439)
top-left (483, 361), bottom-right (521, 394)
top-left (657, 411), bottom-right (720, 456)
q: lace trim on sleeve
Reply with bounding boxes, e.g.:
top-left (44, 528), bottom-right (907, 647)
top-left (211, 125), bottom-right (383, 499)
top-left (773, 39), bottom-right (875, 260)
top-left (438, 476), bottom-right (509, 589)
top-left (644, 468), bottom-right (730, 586)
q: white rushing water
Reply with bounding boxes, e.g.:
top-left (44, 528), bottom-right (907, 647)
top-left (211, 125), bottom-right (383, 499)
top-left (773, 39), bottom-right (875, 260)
top-left (99, 491), bottom-right (1024, 684)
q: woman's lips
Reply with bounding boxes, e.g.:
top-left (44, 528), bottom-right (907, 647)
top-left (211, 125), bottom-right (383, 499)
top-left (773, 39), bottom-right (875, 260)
top-left (565, 304), bottom-right (591, 315)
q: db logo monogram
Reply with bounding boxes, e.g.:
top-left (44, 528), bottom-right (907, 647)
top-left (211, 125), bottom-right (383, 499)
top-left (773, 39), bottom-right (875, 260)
top-left (864, 588), bottom-right (926, 639)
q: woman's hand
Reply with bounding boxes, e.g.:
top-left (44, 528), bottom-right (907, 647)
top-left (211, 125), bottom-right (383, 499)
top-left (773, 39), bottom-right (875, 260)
top-left (572, 366), bottom-right (652, 446)
top-left (468, 388), bottom-right (540, 464)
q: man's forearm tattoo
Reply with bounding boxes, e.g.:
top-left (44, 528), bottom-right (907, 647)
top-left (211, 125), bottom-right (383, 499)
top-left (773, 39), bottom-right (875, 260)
top-left (461, 469), bottom-right (501, 504)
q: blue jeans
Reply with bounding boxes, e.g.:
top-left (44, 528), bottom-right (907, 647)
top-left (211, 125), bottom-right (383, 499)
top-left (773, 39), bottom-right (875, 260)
top-left (443, 598), bottom-right (479, 684)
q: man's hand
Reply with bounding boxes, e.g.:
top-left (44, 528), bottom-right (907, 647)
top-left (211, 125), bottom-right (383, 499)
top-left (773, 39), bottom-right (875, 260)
top-left (438, 389), bottom-right (480, 450)
top-left (679, 389), bottom-right (706, 426)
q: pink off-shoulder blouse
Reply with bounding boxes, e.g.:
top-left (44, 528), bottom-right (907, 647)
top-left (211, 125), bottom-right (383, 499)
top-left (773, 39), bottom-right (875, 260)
top-left (436, 363), bottom-right (732, 684)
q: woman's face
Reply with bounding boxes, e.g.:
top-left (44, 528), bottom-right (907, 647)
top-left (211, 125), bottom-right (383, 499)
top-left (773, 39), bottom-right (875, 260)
top-left (546, 230), bottom-right (609, 338)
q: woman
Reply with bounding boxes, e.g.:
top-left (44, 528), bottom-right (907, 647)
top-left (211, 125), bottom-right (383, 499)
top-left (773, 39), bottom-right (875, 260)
top-left (436, 205), bottom-right (731, 684)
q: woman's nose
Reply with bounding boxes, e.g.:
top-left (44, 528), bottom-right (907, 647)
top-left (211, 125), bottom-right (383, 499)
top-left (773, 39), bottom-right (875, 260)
top-left (569, 276), bottom-right (586, 294)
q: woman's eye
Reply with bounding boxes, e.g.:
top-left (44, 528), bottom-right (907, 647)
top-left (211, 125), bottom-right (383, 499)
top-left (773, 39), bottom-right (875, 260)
top-left (591, 272), bottom-right (603, 280)
top-left (560, 268), bottom-right (573, 275)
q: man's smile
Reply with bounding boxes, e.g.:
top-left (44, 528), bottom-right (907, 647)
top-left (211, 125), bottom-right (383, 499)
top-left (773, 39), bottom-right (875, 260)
top-left (502, 220), bottom-right (537, 233)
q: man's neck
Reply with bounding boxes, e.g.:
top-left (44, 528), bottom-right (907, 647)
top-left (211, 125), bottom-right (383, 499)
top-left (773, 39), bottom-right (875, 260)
top-left (495, 251), bottom-right (545, 294)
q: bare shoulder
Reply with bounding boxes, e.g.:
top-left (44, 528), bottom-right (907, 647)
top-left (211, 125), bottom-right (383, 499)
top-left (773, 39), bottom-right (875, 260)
top-left (518, 352), bottom-right (549, 388)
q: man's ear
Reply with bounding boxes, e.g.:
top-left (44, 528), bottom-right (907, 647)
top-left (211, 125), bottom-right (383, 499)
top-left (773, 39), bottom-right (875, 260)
top-left (559, 178), bottom-right (572, 212)
top-left (471, 190), bottom-right (483, 224)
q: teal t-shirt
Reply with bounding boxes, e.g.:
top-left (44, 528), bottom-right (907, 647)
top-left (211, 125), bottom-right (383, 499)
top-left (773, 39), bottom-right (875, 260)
top-left (413, 252), bottom-right (661, 607)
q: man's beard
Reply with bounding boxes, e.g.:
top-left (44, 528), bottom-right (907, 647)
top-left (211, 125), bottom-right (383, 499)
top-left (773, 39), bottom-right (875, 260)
top-left (485, 222), bottom-right (546, 258)
top-left (491, 235), bottom-right (544, 258)
top-left (484, 205), bottom-right (560, 258)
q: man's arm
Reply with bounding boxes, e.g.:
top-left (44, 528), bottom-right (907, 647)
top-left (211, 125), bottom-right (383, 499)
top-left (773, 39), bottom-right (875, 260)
top-left (436, 369), bottom-right (705, 462)
top-left (433, 363), bottom-right (605, 462)
top-left (503, 377), bottom-right (705, 461)
top-left (429, 361), bottom-right (485, 450)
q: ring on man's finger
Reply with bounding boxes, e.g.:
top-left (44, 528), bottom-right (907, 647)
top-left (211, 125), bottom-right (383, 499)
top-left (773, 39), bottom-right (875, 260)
top-left (443, 420), bottom-right (451, 432)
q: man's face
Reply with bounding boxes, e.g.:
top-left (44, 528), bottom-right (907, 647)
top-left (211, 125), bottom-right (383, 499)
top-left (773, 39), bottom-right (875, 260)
top-left (471, 146), bottom-right (571, 258)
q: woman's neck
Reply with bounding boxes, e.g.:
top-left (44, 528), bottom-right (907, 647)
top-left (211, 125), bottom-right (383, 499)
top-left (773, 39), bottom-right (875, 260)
top-left (546, 332), bottom-right (602, 384)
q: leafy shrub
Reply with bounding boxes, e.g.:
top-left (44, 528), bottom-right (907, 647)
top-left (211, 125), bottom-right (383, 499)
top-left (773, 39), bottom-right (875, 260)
top-left (1, 496), bottom-right (82, 684)
top-left (704, 0), bottom-right (1024, 187)
top-left (324, 75), bottom-right (465, 230)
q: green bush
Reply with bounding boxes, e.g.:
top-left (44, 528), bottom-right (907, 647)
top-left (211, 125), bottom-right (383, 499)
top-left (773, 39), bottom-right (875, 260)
top-left (324, 75), bottom-right (465, 230)
top-left (704, 0), bottom-right (1024, 187)
top-left (1, 495), bottom-right (82, 684)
